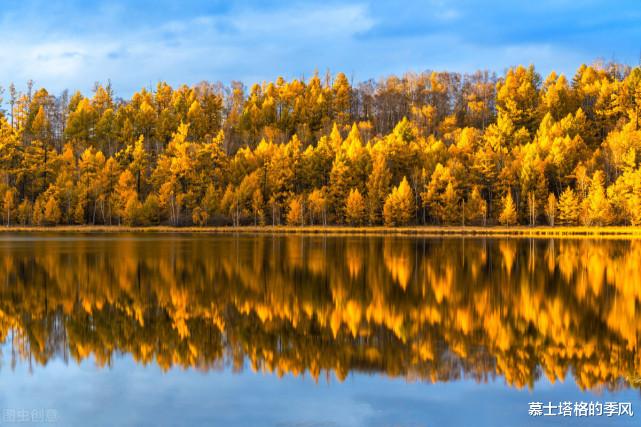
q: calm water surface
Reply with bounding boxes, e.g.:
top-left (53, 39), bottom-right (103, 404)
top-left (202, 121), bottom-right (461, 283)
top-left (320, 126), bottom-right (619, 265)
top-left (0, 233), bottom-right (639, 426)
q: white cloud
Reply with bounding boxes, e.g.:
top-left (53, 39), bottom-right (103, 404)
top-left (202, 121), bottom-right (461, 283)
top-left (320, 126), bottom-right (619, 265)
top-left (0, 3), bottom-right (375, 96)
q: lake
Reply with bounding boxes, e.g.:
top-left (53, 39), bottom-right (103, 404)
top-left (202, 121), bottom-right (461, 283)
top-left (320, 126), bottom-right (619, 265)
top-left (0, 233), bottom-right (639, 426)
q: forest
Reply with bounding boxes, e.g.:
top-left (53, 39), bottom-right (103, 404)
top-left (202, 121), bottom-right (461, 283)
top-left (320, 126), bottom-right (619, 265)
top-left (0, 61), bottom-right (641, 227)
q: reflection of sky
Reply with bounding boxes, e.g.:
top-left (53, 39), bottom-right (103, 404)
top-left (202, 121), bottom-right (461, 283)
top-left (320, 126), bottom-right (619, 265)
top-left (1, 1), bottom-right (640, 96)
top-left (0, 344), bottom-right (638, 427)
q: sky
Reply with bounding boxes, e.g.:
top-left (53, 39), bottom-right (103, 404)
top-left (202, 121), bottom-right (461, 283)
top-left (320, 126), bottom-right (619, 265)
top-left (0, 0), bottom-right (640, 97)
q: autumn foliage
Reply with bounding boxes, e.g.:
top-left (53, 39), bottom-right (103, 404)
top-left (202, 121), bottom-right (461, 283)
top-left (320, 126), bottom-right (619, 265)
top-left (2, 62), bottom-right (641, 226)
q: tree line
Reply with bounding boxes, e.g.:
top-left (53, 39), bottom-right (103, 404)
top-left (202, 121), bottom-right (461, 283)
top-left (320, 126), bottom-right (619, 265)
top-left (1, 61), bottom-right (641, 227)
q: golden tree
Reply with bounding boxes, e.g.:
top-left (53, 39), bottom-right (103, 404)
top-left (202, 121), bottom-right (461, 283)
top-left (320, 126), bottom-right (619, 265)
top-left (545, 193), bottom-right (557, 226)
top-left (286, 197), bottom-right (304, 226)
top-left (441, 181), bottom-right (461, 225)
top-left (307, 188), bottom-right (327, 225)
top-left (44, 195), bottom-right (61, 225)
top-left (345, 188), bottom-right (366, 226)
top-left (383, 177), bottom-right (415, 226)
top-left (498, 193), bottom-right (517, 226)
top-left (583, 171), bottom-right (612, 226)
top-left (464, 186), bottom-right (487, 226)
top-left (115, 170), bottom-right (140, 226)
top-left (2, 188), bottom-right (15, 226)
top-left (557, 187), bottom-right (579, 225)
top-left (366, 155), bottom-right (391, 225)
top-left (17, 200), bottom-right (32, 225)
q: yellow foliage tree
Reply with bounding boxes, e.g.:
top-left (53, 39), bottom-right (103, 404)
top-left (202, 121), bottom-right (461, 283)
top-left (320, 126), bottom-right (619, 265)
top-left (123, 196), bottom-right (143, 226)
top-left (44, 195), bottom-right (61, 225)
top-left (441, 181), bottom-right (460, 225)
top-left (345, 188), bottom-right (366, 225)
top-left (464, 186), bottom-right (487, 226)
top-left (366, 155), bottom-right (391, 225)
top-left (2, 189), bottom-right (15, 226)
top-left (383, 177), bottom-right (415, 226)
top-left (142, 194), bottom-right (161, 225)
top-left (307, 188), bottom-right (327, 225)
top-left (583, 171), bottom-right (612, 226)
top-left (498, 193), bottom-right (517, 226)
top-left (557, 187), bottom-right (579, 225)
top-left (17, 200), bottom-right (32, 225)
top-left (545, 193), bottom-right (557, 226)
top-left (191, 206), bottom-right (209, 226)
top-left (115, 170), bottom-right (141, 226)
top-left (32, 198), bottom-right (44, 226)
top-left (286, 197), bottom-right (304, 226)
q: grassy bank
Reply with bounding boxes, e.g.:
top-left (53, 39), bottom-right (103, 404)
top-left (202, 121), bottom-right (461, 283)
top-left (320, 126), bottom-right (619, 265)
top-left (2, 225), bottom-right (641, 237)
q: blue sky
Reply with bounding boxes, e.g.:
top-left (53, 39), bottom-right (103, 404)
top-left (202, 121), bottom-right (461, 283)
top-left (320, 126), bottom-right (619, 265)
top-left (0, 0), bottom-right (640, 96)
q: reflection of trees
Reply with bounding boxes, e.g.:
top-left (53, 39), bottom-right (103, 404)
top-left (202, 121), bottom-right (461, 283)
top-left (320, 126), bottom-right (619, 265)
top-left (0, 235), bottom-right (639, 390)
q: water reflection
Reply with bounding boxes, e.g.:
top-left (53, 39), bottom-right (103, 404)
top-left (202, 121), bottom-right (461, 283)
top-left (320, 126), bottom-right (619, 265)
top-left (0, 234), bottom-right (639, 392)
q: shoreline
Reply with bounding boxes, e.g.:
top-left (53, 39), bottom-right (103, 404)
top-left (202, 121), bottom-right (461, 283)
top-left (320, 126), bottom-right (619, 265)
top-left (1, 225), bottom-right (641, 237)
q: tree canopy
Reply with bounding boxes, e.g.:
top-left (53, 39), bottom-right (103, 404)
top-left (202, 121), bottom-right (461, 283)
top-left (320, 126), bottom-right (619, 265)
top-left (2, 62), bottom-right (641, 226)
